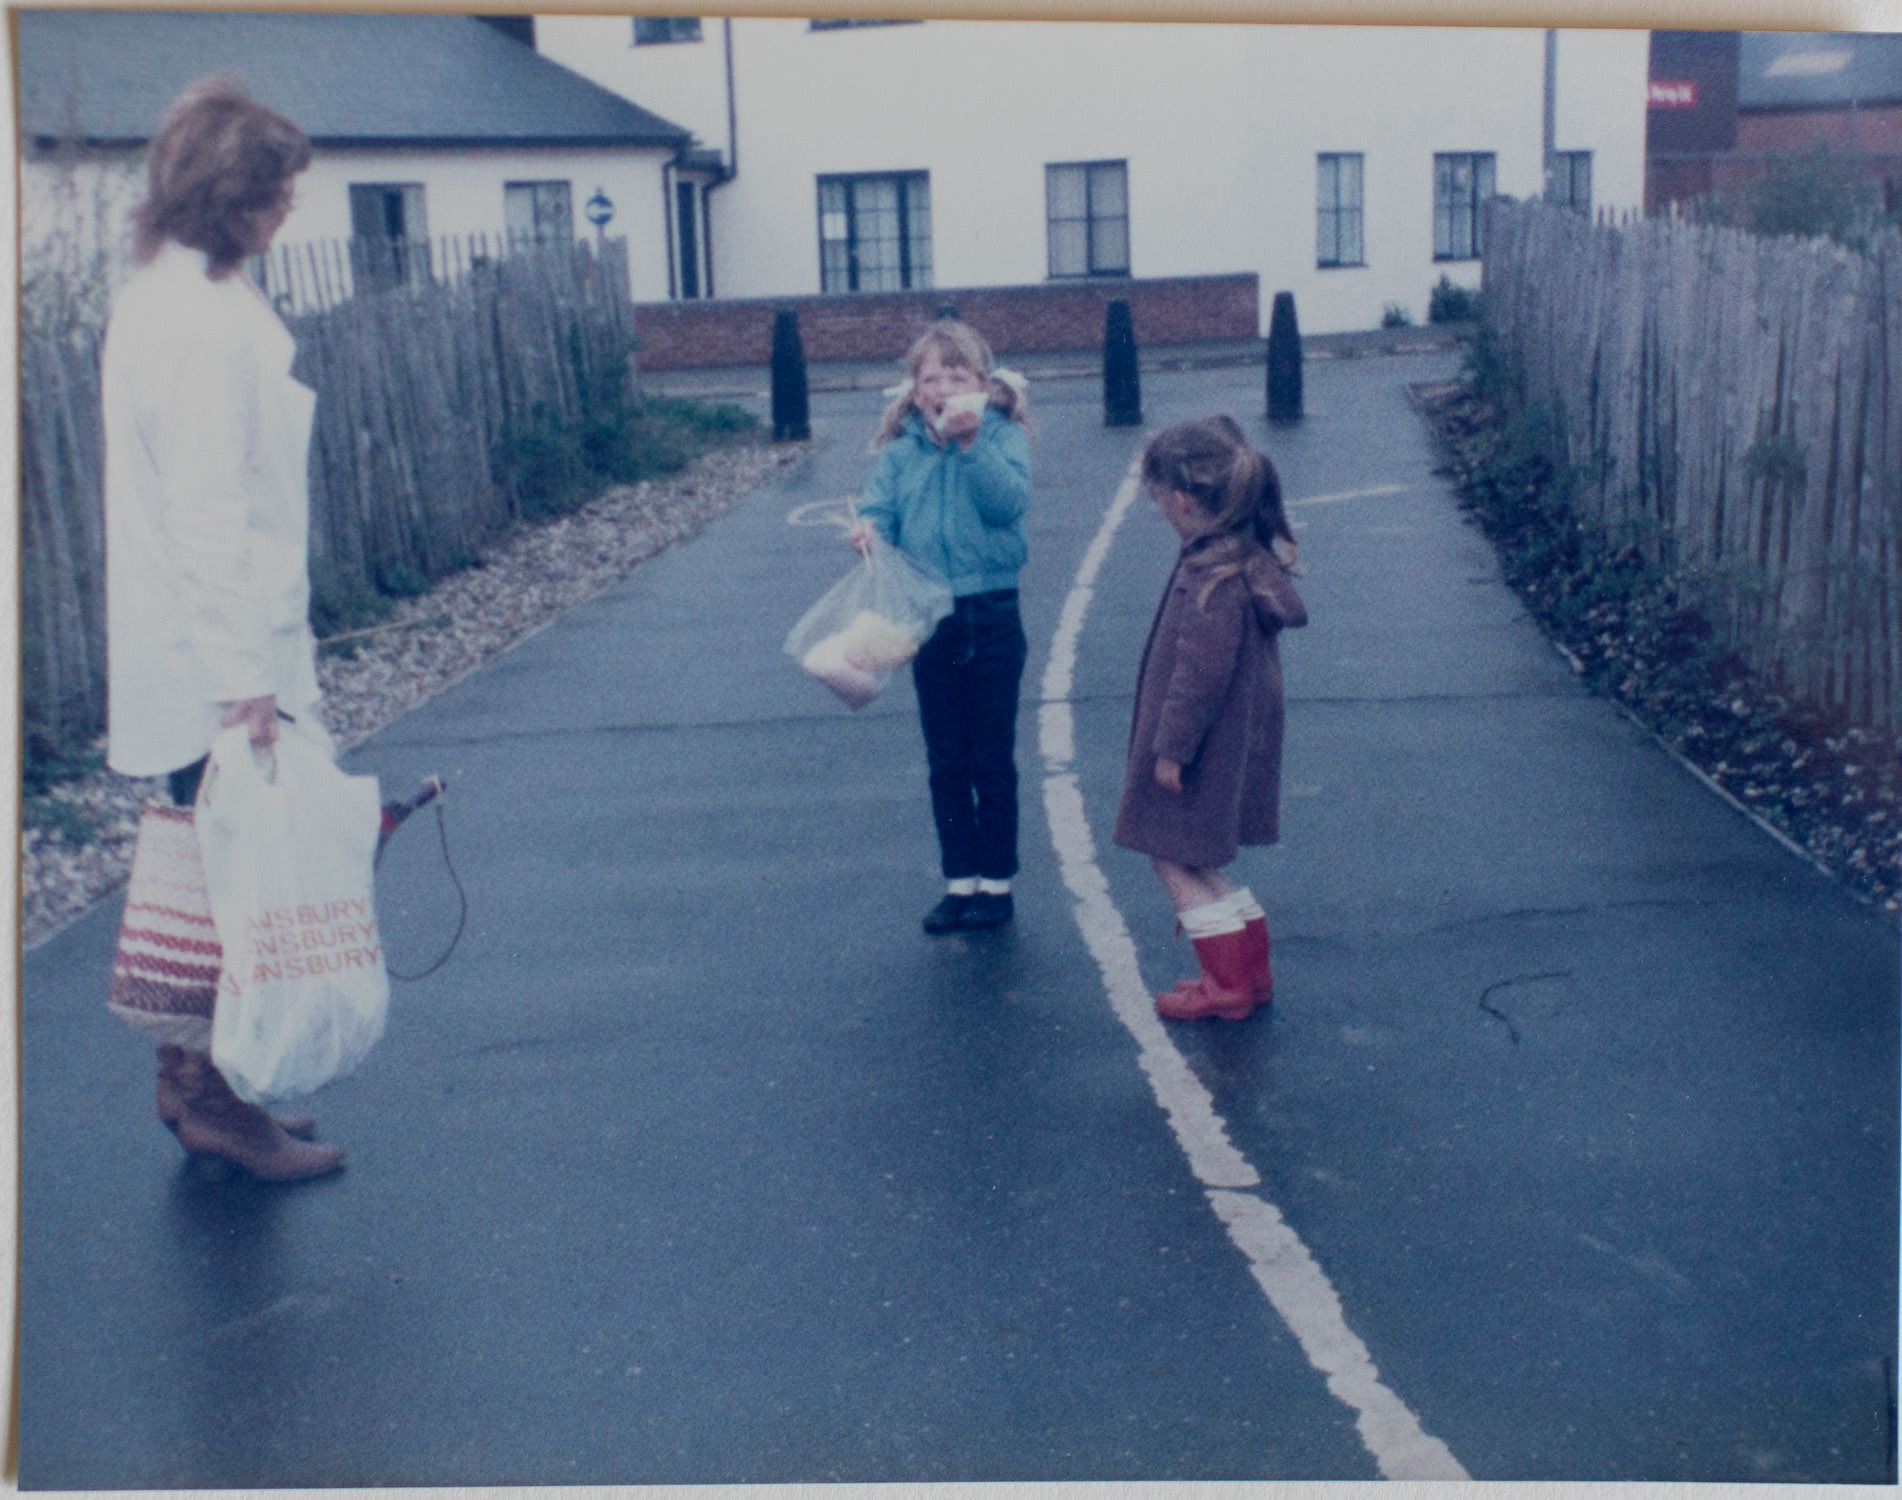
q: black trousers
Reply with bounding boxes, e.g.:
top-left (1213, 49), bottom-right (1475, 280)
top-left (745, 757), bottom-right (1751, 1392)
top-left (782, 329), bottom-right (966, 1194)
top-left (912, 590), bottom-right (1026, 882)
top-left (169, 755), bottom-right (208, 808)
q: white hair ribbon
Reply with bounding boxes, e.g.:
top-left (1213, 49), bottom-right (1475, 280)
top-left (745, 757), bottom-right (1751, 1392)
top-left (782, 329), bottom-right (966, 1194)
top-left (882, 377), bottom-right (916, 401)
top-left (991, 367), bottom-right (1028, 395)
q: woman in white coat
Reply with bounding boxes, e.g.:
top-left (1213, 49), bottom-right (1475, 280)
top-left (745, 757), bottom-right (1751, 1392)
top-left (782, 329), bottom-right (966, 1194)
top-left (103, 76), bottom-right (343, 1181)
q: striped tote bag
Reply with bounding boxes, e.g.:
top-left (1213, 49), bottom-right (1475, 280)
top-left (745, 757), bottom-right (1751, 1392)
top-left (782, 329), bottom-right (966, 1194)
top-left (107, 803), bottom-right (221, 1049)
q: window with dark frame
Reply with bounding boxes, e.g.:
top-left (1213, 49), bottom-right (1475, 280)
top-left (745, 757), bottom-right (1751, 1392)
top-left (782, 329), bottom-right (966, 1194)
top-left (1045, 160), bottom-right (1129, 278)
top-left (1551, 151), bottom-right (1592, 215)
top-left (817, 172), bottom-right (932, 292)
top-left (1316, 153), bottom-right (1364, 268)
top-left (633, 16), bottom-right (702, 44)
top-left (504, 180), bottom-right (573, 247)
top-left (1433, 151), bottom-right (1495, 261)
top-left (348, 181), bottom-right (428, 290)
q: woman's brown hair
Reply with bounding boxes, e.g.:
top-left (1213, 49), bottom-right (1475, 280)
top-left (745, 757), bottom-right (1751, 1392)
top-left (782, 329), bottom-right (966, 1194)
top-left (132, 74), bottom-right (310, 277)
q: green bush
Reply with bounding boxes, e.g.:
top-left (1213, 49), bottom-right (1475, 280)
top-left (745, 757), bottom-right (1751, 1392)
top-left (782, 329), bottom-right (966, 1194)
top-left (1742, 431), bottom-right (1808, 492)
top-left (493, 393), bottom-right (760, 519)
top-left (1461, 323), bottom-right (1522, 403)
top-left (1694, 144), bottom-right (1894, 251)
top-left (22, 739), bottom-right (104, 799)
top-left (1429, 275), bottom-right (1483, 324)
top-left (1381, 303), bottom-right (1412, 328)
top-left (24, 794), bottom-right (97, 845)
top-left (309, 558), bottom-right (395, 642)
top-left (1448, 327), bottom-right (1737, 730)
top-left (645, 394), bottom-right (759, 436)
top-left (493, 403), bottom-right (593, 520)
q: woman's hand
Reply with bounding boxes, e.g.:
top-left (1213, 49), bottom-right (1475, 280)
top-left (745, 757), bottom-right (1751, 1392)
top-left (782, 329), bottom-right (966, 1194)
top-left (845, 519), bottom-right (878, 556)
top-left (221, 694), bottom-right (279, 748)
top-left (1154, 757), bottom-right (1184, 793)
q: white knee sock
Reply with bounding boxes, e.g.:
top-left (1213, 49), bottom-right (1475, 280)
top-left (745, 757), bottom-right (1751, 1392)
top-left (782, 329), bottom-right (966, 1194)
top-left (947, 877), bottom-right (979, 896)
top-left (1180, 896), bottom-right (1246, 939)
top-left (977, 878), bottom-right (1011, 896)
top-left (1228, 887), bottom-right (1264, 923)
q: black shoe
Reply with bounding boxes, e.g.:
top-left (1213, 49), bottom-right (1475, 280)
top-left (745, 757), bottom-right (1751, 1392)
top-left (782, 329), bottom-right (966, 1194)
top-left (959, 891), bottom-right (1014, 929)
top-left (922, 894), bottom-right (973, 935)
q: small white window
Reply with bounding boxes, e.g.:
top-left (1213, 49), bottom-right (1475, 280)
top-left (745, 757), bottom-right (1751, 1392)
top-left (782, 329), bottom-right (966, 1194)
top-left (348, 182), bottom-right (428, 290)
top-left (1046, 160), bottom-right (1130, 278)
top-left (1434, 152), bottom-right (1496, 261)
top-left (1317, 153), bottom-right (1364, 268)
top-left (634, 17), bottom-right (701, 44)
top-left (505, 181), bottom-right (573, 247)
top-left (1551, 151), bottom-right (1592, 215)
top-left (817, 173), bottom-right (932, 292)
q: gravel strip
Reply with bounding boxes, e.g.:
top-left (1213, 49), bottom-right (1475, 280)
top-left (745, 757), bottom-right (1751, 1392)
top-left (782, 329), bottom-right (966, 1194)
top-left (22, 440), bottom-right (807, 950)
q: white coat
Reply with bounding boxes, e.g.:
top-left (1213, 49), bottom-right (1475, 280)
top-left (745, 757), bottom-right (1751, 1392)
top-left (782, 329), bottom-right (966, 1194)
top-left (103, 241), bottom-right (321, 777)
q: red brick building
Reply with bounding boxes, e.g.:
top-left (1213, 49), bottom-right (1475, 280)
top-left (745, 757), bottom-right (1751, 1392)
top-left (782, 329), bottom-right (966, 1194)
top-left (1647, 29), bottom-right (1902, 217)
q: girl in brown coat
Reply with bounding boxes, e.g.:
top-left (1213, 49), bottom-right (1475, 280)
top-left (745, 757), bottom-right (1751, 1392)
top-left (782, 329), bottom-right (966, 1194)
top-left (1113, 418), bottom-right (1307, 1021)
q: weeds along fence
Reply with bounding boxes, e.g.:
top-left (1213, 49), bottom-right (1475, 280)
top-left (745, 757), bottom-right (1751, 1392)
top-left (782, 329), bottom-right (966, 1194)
top-left (1483, 198), bottom-right (1902, 732)
top-left (20, 235), bottom-right (634, 765)
top-left (20, 322), bottom-right (107, 770)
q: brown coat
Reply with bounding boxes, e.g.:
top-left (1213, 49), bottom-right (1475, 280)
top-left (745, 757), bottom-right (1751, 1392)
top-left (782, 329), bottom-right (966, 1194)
top-left (1112, 535), bottom-right (1307, 868)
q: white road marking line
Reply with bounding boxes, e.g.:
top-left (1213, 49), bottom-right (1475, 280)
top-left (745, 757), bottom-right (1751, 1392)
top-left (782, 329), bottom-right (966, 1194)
top-left (1290, 483), bottom-right (1408, 507)
top-left (1038, 459), bottom-right (1469, 1482)
top-left (785, 498), bottom-right (857, 528)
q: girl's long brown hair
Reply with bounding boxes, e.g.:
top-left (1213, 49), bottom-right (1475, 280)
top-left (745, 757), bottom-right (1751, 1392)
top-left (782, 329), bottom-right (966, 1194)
top-left (1142, 416), bottom-right (1295, 605)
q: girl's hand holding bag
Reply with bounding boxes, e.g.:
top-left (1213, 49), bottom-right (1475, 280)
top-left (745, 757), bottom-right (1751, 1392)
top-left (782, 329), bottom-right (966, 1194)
top-left (196, 717), bottom-right (389, 1103)
top-left (785, 535), bottom-right (953, 709)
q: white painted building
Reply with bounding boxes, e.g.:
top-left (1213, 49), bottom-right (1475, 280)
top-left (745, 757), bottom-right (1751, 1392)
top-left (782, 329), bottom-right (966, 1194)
top-left (535, 17), bottom-right (1649, 334)
top-left (17, 10), bottom-right (692, 307)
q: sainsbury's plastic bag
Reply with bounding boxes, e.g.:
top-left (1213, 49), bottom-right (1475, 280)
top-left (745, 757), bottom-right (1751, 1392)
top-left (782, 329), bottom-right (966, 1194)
top-left (197, 717), bottom-right (389, 1103)
top-left (784, 541), bottom-right (954, 709)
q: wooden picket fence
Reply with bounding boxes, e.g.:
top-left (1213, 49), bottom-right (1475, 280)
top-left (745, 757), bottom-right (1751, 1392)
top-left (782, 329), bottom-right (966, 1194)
top-left (1483, 198), bottom-right (1902, 732)
top-left (252, 230), bottom-right (603, 318)
top-left (20, 322), bottom-right (107, 766)
top-left (19, 236), bottom-right (634, 764)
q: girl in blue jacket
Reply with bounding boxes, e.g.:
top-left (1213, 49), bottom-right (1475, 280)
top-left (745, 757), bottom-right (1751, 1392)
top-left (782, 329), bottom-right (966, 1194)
top-left (848, 321), bottom-right (1032, 934)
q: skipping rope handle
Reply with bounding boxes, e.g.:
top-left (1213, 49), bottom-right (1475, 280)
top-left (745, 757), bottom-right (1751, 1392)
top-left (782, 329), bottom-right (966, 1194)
top-left (374, 775), bottom-right (466, 981)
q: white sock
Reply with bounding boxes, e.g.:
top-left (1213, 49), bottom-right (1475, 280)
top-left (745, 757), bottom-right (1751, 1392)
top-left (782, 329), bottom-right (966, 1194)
top-left (1229, 887), bottom-right (1264, 922)
top-left (977, 878), bottom-right (1011, 895)
top-left (1180, 896), bottom-right (1246, 939)
top-left (946, 877), bottom-right (979, 896)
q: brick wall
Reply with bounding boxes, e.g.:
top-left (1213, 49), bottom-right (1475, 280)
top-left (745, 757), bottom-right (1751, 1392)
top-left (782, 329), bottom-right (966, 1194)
top-left (632, 273), bottom-right (1259, 370)
top-left (1737, 105), bottom-right (1902, 156)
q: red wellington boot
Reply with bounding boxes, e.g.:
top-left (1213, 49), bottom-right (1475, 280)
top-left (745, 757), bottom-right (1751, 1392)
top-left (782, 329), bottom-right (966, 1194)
top-left (1240, 916), bottom-right (1273, 1006)
top-left (1155, 928), bottom-right (1258, 1021)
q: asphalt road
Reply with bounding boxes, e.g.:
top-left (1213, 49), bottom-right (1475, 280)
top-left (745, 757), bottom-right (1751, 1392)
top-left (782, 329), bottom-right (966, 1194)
top-left (18, 351), bottom-right (1897, 1487)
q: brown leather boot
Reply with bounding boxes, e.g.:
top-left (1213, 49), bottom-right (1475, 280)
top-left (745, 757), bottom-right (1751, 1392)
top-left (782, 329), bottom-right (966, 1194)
top-left (162, 1048), bottom-right (345, 1182)
top-left (156, 1045), bottom-right (317, 1141)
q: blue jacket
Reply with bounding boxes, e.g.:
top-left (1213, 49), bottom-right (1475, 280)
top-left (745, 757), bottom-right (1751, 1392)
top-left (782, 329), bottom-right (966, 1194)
top-left (858, 410), bottom-right (1031, 596)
